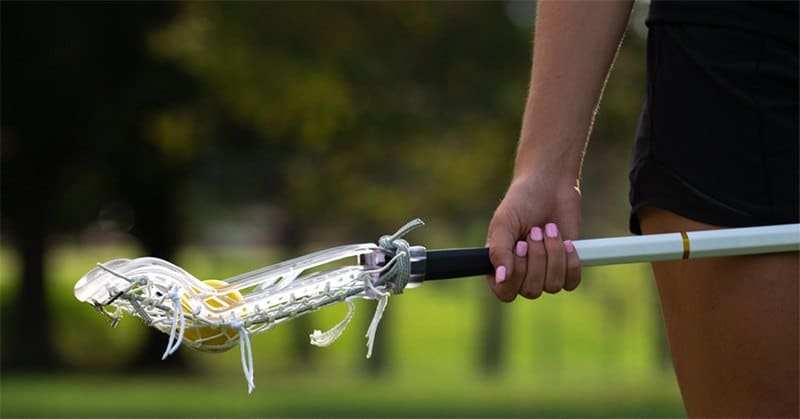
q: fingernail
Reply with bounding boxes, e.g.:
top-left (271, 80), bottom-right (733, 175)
top-left (495, 266), bottom-right (507, 283)
top-left (564, 240), bottom-right (575, 253)
top-left (530, 226), bottom-right (543, 241)
top-left (545, 223), bottom-right (558, 238)
top-left (515, 241), bottom-right (528, 257)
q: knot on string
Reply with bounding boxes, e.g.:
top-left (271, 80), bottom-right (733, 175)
top-left (378, 218), bottom-right (424, 294)
top-left (162, 286), bottom-right (185, 360)
top-left (361, 218), bottom-right (424, 359)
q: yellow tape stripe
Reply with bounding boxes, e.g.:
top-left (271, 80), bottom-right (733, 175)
top-left (680, 231), bottom-right (690, 260)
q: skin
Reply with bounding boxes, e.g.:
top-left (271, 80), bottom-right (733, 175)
top-left (640, 207), bottom-right (799, 418)
top-left (486, 1), bottom-right (799, 416)
top-left (486, 0), bottom-right (633, 299)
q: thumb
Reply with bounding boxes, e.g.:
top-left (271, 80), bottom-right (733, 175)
top-left (486, 214), bottom-right (517, 284)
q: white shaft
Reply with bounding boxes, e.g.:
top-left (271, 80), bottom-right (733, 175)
top-left (573, 223), bottom-right (800, 267)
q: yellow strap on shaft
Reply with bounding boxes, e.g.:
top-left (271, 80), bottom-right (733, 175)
top-left (680, 231), bottom-right (690, 260)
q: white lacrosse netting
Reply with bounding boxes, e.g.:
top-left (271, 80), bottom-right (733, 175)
top-left (74, 219), bottom-right (423, 393)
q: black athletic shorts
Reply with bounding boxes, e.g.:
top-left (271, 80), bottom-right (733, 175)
top-left (628, 1), bottom-right (799, 234)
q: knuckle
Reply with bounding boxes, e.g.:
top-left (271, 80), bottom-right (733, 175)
top-left (565, 275), bottom-right (582, 291)
top-left (512, 261), bottom-right (527, 276)
top-left (520, 288), bottom-right (543, 299)
top-left (528, 243), bottom-right (546, 256)
top-left (488, 245), bottom-right (508, 264)
top-left (497, 291), bottom-right (517, 303)
top-left (489, 280), bottom-right (518, 303)
top-left (567, 257), bottom-right (581, 269)
top-left (543, 282), bottom-right (563, 294)
top-left (544, 239), bottom-right (564, 252)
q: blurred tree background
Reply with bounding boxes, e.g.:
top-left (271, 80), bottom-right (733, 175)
top-left (0, 1), bottom-right (683, 417)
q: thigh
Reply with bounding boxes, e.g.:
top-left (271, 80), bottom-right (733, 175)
top-left (639, 206), bottom-right (799, 418)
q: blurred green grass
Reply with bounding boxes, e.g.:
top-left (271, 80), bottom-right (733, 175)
top-left (0, 244), bottom-right (684, 417)
top-left (1, 373), bottom-right (684, 418)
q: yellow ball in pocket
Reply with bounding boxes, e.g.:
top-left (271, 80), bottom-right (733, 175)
top-left (180, 279), bottom-right (244, 351)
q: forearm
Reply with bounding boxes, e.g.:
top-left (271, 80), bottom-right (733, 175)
top-left (514, 0), bottom-right (633, 182)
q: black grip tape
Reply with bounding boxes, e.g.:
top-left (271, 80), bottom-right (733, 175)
top-left (424, 247), bottom-right (493, 280)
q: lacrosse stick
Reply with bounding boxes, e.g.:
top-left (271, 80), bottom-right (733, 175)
top-left (74, 219), bottom-right (800, 392)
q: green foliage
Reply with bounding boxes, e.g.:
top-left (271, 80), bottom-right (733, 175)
top-left (0, 2), bottom-right (667, 414)
top-left (145, 2), bottom-right (536, 242)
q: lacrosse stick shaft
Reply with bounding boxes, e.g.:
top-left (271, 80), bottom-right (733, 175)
top-left (420, 223), bottom-right (800, 280)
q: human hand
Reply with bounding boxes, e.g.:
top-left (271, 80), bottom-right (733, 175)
top-left (486, 174), bottom-right (582, 301)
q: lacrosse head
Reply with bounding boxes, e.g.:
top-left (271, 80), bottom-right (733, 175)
top-left (74, 219), bottom-right (424, 392)
top-left (74, 243), bottom-right (389, 352)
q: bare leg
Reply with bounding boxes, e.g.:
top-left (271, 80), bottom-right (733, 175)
top-left (639, 206), bottom-right (799, 418)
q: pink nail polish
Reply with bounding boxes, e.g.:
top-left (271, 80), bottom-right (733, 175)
top-left (545, 223), bottom-right (558, 238)
top-left (530, 226), bottom-right (543, 241)
top-left (495, 266), bottom-right (507, 283)
top-left (564, 240), bottom-right (575, 253)
top-left (515, 241), bottom-right (528, 257)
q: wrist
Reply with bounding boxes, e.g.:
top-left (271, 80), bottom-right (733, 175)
top-left (512, 140), bottom-right (584, 183)
top-left (513, 106), bottom-right (588, 181)
top-left (508, 168), bottom-right (582, 199)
